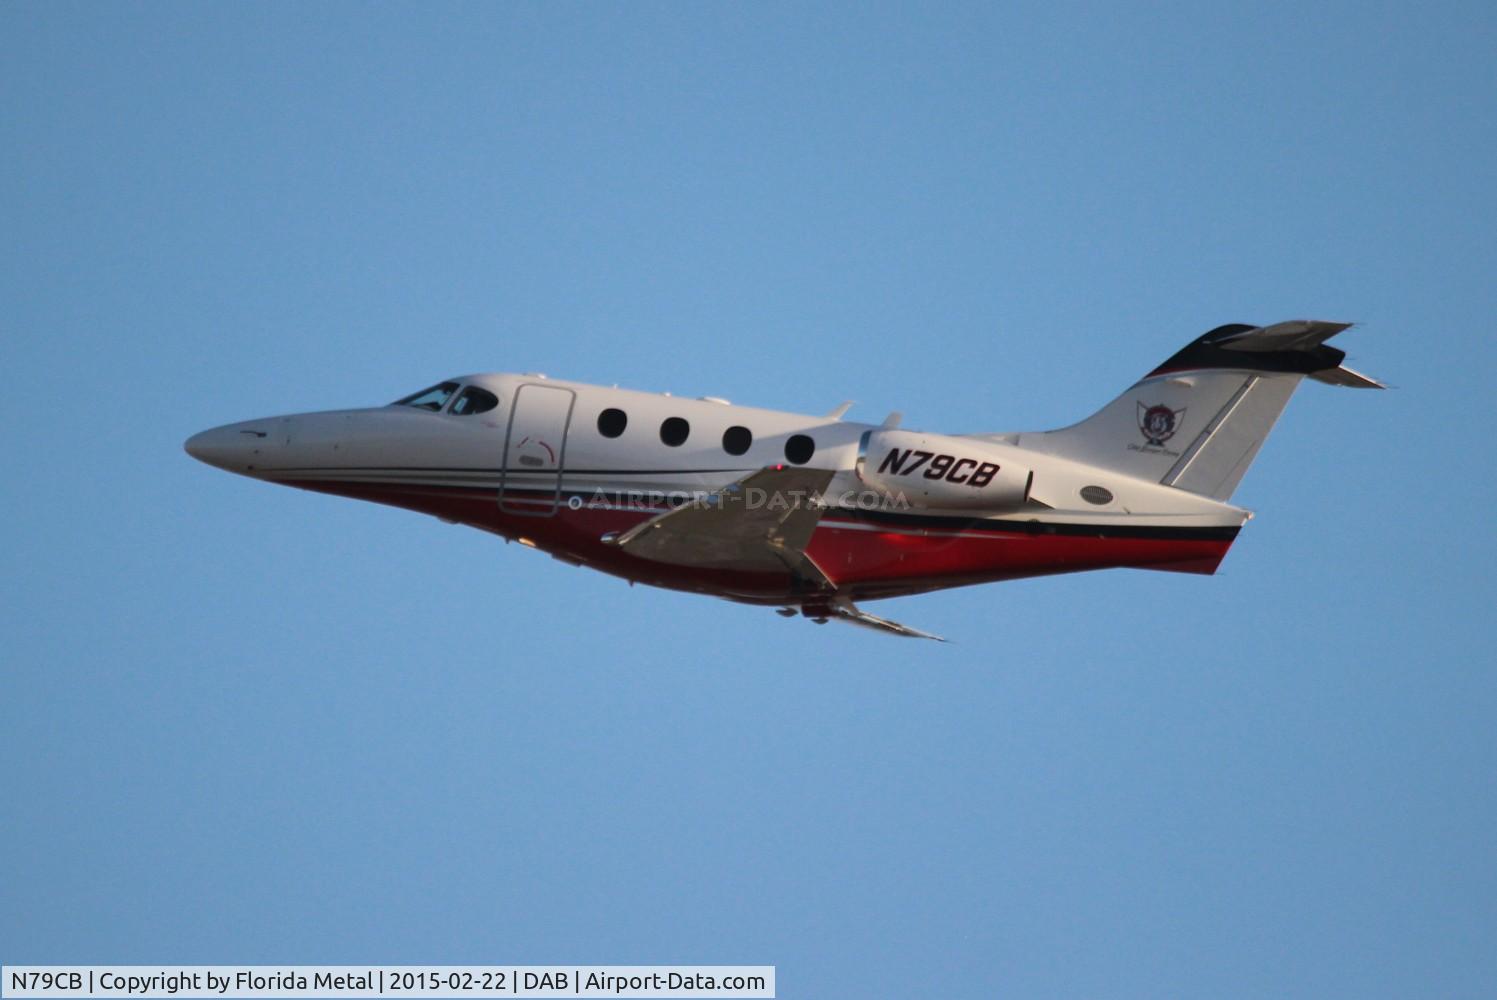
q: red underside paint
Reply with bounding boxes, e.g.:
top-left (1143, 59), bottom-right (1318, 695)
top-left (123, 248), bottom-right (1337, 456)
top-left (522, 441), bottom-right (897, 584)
top-left (279, 479), bottom-right (1236, 604)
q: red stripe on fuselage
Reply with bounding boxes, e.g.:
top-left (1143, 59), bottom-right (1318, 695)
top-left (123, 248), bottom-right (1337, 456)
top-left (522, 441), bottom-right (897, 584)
top-left (274, 478), bottom-right (1236, 603)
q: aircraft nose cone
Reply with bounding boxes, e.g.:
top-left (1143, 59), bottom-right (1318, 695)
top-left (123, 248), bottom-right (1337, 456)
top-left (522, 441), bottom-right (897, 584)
top-left (184, 422), bottom-right (272, 473)
top-left (183, 429), bottom-right (215, 463)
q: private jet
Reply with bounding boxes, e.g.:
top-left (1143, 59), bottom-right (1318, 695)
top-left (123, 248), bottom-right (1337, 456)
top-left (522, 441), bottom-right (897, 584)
top-left (186, 320), bottom-right (1381, 639)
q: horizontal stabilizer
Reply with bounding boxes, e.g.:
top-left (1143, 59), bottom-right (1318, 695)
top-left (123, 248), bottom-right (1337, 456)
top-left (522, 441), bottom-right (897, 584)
top-left (1148, 319), bottom-right (1374, 380)
top-left (1309, 364), bottom-right (1385, 389)
top-left (1208, 319), bottom-right (1353, 352)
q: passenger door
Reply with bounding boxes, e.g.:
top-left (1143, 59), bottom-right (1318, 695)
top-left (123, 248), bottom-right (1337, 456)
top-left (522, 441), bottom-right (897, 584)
top-left (499, 383), bottom-right (575, 516)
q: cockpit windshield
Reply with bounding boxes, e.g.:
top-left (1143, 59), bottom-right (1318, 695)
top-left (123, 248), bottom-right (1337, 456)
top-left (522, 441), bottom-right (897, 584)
top-left (451, 386), bottom-right (500, 416)
top-left (394, 382), bottom-right (460, 411)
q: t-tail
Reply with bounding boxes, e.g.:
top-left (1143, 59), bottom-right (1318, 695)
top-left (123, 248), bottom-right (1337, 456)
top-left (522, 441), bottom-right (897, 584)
top-left (1018, 320), bottom-right (1384, 502)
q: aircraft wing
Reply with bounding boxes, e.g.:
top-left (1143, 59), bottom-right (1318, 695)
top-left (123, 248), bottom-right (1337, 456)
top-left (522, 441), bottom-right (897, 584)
top-left (808, 598), bottom-right (946, 641)
top-left (608, 466), bottom-right (837, 579)
top-left (611, 466), bottom-right (944, 640)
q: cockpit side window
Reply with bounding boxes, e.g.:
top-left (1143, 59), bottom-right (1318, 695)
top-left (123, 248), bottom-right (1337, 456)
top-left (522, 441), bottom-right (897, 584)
top-left (394, 382), bottom-right (460, 411)
top-left (451, 386), bottom-right (500, 416)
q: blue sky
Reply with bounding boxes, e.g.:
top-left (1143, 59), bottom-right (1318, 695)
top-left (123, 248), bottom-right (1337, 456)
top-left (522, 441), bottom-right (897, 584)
top-left (3, 3), bottom-right (1494, 997)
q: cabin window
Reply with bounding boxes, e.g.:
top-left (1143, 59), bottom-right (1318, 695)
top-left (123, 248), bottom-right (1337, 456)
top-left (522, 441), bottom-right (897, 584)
top-left (394, 382), bottom-right (460, 411)
top-left (722, 425), bottom-right (752, 456)
top-left (450, 386), bottom-right (500, 416)
top-left (597, 408), bottom-right (628, 438)
top-left (660, 417), bottom-right (690, 447)
top-left (784, 434), bottom-right (815, 464)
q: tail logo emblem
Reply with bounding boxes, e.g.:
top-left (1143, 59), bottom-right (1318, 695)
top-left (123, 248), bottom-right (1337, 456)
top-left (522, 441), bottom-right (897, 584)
top-left (1137, 403), bottom-right (1186, 447)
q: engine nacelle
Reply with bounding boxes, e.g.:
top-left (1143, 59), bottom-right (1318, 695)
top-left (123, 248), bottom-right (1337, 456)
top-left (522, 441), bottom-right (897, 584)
top-left (856, 429), bottom-right (1032, 510)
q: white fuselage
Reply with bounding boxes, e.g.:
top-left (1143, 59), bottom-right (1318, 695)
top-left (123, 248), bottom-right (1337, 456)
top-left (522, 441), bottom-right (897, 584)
top-left (186, 372), bottom-right (1248, 606)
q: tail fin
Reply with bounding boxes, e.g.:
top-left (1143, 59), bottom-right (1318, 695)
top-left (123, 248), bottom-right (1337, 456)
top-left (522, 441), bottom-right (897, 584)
top-left (1019, 320), bottom-right (1383, 502)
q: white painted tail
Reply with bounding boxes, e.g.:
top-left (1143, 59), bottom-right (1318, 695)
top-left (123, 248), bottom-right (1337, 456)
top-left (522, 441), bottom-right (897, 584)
top-left (1015, 321), bottom-right (1383, 502)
